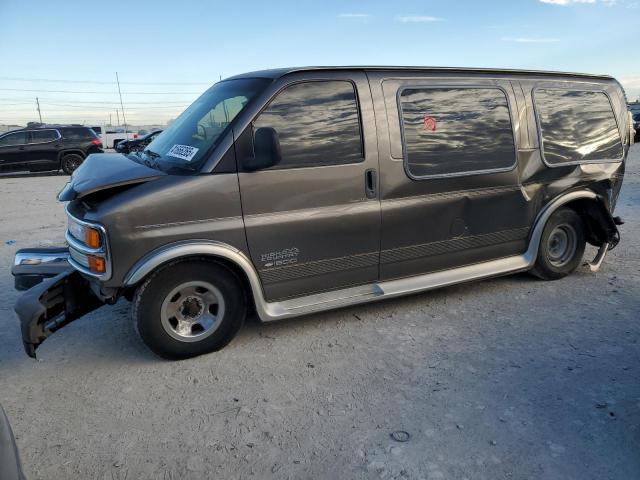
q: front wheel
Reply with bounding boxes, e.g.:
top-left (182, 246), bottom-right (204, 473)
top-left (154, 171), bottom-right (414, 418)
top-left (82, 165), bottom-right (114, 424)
top-left (133, 260), bottom-right (247, 359)
top-left (61, 153), bottom-right (84, 175)
top-left (531, 207), bottom-right (586, 280)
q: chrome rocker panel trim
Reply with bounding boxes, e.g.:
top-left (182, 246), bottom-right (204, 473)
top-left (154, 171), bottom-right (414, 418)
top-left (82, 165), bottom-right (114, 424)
top-left (123, 190), bottom-right (600, 323)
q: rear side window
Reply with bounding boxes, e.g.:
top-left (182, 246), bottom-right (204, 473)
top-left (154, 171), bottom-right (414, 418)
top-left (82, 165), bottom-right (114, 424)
top-left (0, 131), bottom-right (28, 146)
top-left (534, 89), bottom-right (623, 165)
top-left (253, 80), bottom-right (363, 169)
top-left (61, 128), bottom-right (96, 140)
top-left (399, 88), bottom-right (515, 178)
top-left (31, 129), bottom-right (59, 143)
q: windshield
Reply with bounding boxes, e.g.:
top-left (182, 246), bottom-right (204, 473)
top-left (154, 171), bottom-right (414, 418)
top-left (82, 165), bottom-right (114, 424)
top-left (142, 78), bottom-right (270, 172)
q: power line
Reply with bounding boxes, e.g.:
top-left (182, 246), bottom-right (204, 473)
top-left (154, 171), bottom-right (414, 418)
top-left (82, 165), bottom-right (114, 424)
top-left (0, 97), bottom-right (193, 104)
top-left (0, 88), bottom-right (202, 94)
top-left (0, 75), bottom-right (213, 85)
top-left (40, 103), bottom-right (188, 110)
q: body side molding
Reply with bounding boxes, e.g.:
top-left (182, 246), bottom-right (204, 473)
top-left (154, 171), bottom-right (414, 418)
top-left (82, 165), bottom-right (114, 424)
top-left (124, 189), bottom-right (602, 322)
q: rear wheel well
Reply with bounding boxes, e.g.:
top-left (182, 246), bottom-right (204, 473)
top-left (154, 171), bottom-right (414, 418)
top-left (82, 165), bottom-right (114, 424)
top-left (57, 150), bottom-right (85, 163)
top-left (561, 198), bottom-right (617, 247)
top-left (124, 255), bottom-right (255, 312)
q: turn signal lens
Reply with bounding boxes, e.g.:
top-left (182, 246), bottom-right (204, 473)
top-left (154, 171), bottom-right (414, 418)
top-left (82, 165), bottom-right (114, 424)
top-left (85, 228), bottom-right (101, 249)
top-left (68, 216), bottom-right (103, 249)
top-left (88, 256), bottom-right (106, 273)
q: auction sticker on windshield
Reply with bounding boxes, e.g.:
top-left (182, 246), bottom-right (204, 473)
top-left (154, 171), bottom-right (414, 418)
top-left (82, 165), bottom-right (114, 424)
top-left (167, 144), bottom-right (199, 161)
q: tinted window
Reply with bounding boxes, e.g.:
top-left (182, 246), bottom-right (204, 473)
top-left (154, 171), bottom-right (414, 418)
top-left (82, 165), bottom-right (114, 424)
top-left (61, 128), bottom-right (96, 140)
top-left (0, 131), bottom-right (28, 146)
top-left (253, 81), bottom-right (363, 168)
top-left (535, 89), bottom-right (623, 165)
top-left (400, 88), bottom-right (515, 178)
top-left (31, 129), bottom-right (59, 143)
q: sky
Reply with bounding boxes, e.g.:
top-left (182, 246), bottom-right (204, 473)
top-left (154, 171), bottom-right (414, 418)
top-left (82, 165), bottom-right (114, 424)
top-left (0, 0), bottom-right (638, 126)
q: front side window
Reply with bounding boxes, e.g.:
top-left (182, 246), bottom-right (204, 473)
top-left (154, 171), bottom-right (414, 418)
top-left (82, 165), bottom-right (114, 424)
top-left (399, 87), bottom-right (516, 178)
top-left (534, 89), bottom-right (623, 165)
top-left (0, 131), bottom-right (28, 147)
top-left (144, 78), bottom-right (271, 172)
top-left (253, 80), bottom-right (363, 169)
top-left (61, 128), bottom-right (97, 140)
top-left (31, 129), bottom-right (59, 143)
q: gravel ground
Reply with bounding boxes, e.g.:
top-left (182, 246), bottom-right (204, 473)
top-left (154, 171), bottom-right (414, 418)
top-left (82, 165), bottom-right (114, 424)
top-left (1, 148), bottom-right (639, 480)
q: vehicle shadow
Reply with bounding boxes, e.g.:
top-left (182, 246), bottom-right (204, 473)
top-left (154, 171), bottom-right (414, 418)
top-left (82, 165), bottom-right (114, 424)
top-left (0, 170), bottom-right (66, 179)
top-left (0, 270), bottom-right (573, 370)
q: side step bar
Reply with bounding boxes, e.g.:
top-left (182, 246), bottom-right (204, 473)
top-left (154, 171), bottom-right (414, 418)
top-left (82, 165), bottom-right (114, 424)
top-left (261, 254), bottom-right (531, 321)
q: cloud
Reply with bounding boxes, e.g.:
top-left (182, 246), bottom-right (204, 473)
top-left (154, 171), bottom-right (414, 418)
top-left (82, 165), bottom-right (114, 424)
top-left (395, 15), bottom-right (444, 23)
top-left (539, 0), bottom-right (617, 5)
top-left (337, 13), bottom-right (371, 19)
top-left (540, 0), bottom-right (595, 4)
top-left (502, 37), bottom-right (561, 43)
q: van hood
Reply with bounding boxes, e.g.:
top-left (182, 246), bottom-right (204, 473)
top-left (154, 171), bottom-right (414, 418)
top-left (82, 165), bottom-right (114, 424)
top-left (58, 153), bottom-right (165, 201)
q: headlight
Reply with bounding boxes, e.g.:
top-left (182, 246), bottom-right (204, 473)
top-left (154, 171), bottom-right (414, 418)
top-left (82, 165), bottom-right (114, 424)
top-left (68, 216), bottom-right (102, 249)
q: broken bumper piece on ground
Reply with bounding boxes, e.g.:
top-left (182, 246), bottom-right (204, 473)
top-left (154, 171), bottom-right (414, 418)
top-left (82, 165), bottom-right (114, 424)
top-left (14, 270), bottom-right (105, 358)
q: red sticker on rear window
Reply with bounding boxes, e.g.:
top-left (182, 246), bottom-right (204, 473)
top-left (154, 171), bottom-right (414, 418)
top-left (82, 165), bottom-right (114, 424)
top-left (423, 115), bottom-right (437, 132)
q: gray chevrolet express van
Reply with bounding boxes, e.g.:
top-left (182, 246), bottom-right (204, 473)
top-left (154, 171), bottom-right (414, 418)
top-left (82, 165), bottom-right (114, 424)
top-left (12, 67), bottom-right (633, 359)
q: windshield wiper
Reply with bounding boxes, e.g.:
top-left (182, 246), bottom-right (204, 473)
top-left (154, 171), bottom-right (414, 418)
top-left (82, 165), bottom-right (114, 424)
top-left (141, 149), bottom-right (161, 169)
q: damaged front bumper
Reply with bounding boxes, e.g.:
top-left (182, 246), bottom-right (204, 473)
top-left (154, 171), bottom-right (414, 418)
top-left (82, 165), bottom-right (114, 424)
top-left (12, 247), bottom-right (72, 291)
top-left (14, 269), bottom-right (105, 358)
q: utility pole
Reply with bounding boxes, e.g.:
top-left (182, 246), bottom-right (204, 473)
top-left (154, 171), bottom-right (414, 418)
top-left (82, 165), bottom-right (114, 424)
top-left (115, 72), bottom-right (128, 134)
top-left (116, 109), bottom-right (120, 126)
top-left (35, 97), bottom-right (42, 123)
top-left (109, 113), bottom-right (112, 126)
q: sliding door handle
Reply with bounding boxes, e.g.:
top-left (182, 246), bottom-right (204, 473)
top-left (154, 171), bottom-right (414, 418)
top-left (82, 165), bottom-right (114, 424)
top-left (365, 168), bottom-right (377, 199)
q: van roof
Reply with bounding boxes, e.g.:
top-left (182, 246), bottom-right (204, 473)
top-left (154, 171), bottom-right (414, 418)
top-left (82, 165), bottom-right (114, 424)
top-left (227, 66), bottom-right (615, 82)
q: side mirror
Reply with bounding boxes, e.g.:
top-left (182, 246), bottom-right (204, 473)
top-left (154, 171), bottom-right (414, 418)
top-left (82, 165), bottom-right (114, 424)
top-left (244, 127), bottom-right (281, 171)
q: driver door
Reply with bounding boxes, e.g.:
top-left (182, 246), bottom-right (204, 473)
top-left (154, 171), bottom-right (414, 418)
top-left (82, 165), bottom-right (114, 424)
top-left (237, 72), bottom-right (381, 301)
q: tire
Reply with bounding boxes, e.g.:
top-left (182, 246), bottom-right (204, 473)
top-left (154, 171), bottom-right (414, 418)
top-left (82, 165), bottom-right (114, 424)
top-left (132, 260), bottom-right (247, 359)
top-left (531, 207), bottom-right (586, 280)
top-left (61, 153), bottom-right (84, 175)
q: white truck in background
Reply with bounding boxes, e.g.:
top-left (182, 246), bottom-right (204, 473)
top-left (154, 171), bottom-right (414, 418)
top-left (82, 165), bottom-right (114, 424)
top-left (91, 126), bottom-right (136, 149)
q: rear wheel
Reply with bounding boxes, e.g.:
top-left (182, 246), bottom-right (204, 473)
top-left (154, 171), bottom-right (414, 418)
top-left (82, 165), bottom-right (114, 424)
top-left (133, 260), bottom-right (246, 359)
top-left (531, 208), bottom-right (586, 280)
top-left (61, 153), bottom-right (84, 175)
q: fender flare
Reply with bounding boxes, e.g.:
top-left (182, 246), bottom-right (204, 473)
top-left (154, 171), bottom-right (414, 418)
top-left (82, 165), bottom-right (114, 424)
top-left (123, 240), bottom-right (269, 316)
top-left (524, 189), bottom-right (616, 266)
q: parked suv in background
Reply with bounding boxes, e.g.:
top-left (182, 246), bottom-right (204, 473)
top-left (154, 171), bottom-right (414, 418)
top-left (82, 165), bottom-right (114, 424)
top-left (0, 126), bottom-right (103, 175)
